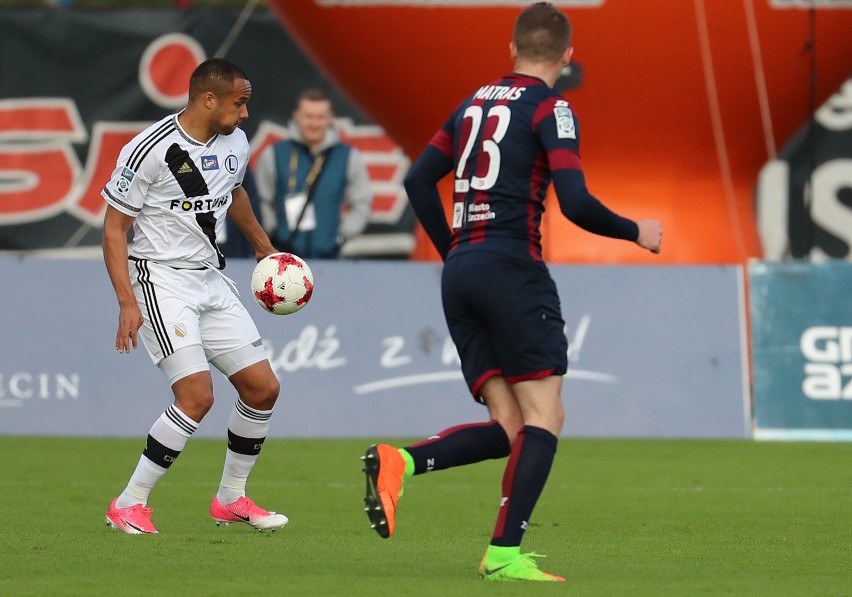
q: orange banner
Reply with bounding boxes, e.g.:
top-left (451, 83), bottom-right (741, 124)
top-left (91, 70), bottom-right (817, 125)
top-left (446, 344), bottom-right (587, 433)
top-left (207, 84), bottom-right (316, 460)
top-left (271, 0), bottom-right (852, 263)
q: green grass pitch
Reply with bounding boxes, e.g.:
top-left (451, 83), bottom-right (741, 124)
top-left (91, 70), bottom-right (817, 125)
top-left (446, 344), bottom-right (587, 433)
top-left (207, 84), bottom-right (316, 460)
top-left (1, 437), bottom-right (850, 596)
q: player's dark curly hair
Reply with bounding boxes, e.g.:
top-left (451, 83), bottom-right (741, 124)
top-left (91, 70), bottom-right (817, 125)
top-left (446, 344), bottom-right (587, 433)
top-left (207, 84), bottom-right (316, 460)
top-left (188, 58), bottom-right (249, 100)
top-left (514, 2), bottom-right (572, 63)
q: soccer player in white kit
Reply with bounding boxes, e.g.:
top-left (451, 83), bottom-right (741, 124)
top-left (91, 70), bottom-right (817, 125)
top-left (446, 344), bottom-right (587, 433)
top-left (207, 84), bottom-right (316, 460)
top-left (101, 58), bottom-right (288, 534)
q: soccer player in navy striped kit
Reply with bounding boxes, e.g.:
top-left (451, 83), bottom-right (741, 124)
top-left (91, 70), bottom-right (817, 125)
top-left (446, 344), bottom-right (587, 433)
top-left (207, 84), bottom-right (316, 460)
top-left (362, 2), bottom-right (662, 581)
top-left (102, 59), bottom-right (288, 534)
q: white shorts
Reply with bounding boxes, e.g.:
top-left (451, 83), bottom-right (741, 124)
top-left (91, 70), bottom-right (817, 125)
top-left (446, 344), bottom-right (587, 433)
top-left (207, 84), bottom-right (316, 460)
top-left (129, 258), bottom-right (267, 382)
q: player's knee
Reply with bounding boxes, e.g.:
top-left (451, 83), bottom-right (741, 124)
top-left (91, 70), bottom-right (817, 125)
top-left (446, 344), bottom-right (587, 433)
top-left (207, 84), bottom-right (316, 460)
top-left (241, 374), bottom-right (280, 411)
top-left (170, 369), bottom-right (215, 422)
top-left (193, 395), bottom-right (215, 420)
top-left (174, 390), bottom-right (214, 422)
top-left (552, 406), bottom-right (565, 435)
top-left (516, 398), bottom-right (564, 437)
top-left (537, 402), bottom-right (565, 436)
top-left (494, 413), bottom-right (524, 446)
top-left (260, 375), bottom-right (280, 408)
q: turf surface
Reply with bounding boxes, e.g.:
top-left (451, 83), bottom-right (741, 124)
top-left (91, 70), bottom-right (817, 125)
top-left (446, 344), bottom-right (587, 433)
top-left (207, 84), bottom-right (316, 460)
top-left (1, 437), bottom-right (850, 595)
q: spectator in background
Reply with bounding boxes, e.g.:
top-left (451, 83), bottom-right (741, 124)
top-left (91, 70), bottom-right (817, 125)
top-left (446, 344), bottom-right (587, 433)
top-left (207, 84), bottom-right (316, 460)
top-left (254, 89), bottom-right (372, 259)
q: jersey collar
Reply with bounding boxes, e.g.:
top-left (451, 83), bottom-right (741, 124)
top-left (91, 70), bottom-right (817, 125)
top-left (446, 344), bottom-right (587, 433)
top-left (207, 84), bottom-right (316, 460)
top-left (507, 72), bottom-right (548, 87)
top-left (173, 111), bottom-right (219, 147)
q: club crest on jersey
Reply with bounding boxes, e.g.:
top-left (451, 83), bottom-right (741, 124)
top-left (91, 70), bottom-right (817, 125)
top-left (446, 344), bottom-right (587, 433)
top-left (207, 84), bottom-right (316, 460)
top-left (224, 155), bottom-right (239, 174)
top-left (554, 106), bottom-right (576, 139)
top-left (201, 155), bottom-right (219, 171)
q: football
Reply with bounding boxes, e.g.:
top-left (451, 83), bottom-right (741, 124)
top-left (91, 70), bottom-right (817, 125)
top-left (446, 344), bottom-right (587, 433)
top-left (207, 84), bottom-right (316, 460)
top-left (251, 252), bottom-right (314, 315)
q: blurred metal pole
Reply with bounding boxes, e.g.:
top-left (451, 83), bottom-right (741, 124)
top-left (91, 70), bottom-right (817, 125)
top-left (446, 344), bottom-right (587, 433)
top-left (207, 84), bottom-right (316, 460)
top-left (803, 2), bottom-right (817, 259)
top-left (215, 0), bottom-right (261, 58)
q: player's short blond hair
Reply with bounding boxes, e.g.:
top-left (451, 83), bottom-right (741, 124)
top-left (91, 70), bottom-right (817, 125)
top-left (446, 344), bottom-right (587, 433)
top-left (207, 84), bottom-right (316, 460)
top-left (513, 2), bottom-right (572, 63)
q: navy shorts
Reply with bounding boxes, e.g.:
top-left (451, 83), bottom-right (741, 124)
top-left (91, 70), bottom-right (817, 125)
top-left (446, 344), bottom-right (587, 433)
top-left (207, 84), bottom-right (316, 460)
top-left (441, 250), bottom-right (568, 402)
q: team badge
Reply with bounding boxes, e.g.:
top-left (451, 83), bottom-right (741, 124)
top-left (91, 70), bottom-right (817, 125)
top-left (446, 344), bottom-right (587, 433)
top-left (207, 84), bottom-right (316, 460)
top-left (201, 155), bottom-right (219, 171)
top-left (224, 155), bottom-right (239, 174)
top-left (554, 106), bottom-right (576, 139)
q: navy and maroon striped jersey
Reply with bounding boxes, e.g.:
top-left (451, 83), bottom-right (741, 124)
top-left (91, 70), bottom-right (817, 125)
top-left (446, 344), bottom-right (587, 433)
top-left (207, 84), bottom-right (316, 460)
top-left (404, 72), bottom-right (637, 261)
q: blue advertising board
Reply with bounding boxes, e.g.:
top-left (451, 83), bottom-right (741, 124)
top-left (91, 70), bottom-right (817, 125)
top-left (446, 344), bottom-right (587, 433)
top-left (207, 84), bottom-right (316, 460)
top-left (0, 257), bottom-right (749, 439)
top-left (751, 261), bottom-right (852, 440)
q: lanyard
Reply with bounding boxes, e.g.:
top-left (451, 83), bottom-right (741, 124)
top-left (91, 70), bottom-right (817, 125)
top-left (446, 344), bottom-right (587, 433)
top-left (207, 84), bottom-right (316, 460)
top-left (287, 145), bottom-right (327, 195)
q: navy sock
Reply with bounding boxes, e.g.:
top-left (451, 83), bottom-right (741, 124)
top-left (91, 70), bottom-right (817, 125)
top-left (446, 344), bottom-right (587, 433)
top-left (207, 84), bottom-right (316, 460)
top-left (403, 420), bottom-right (510, 475)
top-left (491, 425), bottom-right (558, 547)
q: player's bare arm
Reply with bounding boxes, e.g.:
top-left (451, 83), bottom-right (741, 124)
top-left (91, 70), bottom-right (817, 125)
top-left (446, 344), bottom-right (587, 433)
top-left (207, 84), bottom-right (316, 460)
top-left (227, 185), bottom-right (277, 261)
top-left (102, 205), bottom-right (143, 353)
top-left (635, 219), bottom-right (663, 254)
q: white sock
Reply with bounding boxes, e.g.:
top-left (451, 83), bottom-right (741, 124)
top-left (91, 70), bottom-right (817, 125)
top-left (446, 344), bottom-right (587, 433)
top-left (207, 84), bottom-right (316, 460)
top-left (116, 405), bottom-right (197, 508)
top-left (117, 458), bottom-right (166, 507)
top-left (216, 398), bottom-right (272, 505)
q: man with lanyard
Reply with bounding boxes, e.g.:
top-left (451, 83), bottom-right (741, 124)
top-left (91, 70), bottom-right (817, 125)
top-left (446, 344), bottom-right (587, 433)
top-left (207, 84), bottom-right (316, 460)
top-left (254, 88), bottom-right (372, 258)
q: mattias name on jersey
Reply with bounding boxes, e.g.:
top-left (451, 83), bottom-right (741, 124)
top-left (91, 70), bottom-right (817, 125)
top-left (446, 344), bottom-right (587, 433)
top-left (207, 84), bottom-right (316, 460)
top-left (472, 85), bottom-right (576, 142)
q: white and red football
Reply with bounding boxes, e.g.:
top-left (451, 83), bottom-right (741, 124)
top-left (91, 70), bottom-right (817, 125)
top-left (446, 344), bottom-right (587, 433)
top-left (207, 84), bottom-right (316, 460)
top-left (251, 252), bottom-right (314, 315)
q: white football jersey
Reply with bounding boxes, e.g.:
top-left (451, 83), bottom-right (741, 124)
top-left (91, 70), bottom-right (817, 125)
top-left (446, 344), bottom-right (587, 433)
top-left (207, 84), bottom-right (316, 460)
top-left (102, 112), bottom-right (249, 269)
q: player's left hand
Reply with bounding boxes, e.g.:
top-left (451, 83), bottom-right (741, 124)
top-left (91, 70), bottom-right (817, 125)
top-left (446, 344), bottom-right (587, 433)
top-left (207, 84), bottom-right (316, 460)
top-left (255, 242), bottom-right (280, 262)
top-left (635, 219), bottom-right (663, 254)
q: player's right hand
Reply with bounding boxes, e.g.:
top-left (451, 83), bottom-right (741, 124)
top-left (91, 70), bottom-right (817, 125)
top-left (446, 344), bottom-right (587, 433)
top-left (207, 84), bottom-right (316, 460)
top-left (116, 303), bottom-right (144, 353)
top-left (635, 220), bottom-right (663, 254)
